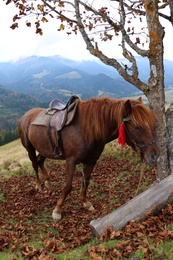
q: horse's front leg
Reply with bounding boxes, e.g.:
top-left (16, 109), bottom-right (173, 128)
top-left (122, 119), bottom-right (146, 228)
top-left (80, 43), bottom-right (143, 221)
top-left (52, 158), bottom-right (75, 220)
top-left (80, 163), bottom-right (95, 211)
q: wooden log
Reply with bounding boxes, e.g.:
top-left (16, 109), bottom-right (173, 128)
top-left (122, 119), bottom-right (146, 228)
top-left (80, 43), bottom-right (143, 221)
top-left (90, 173), bottom-right (173, 238)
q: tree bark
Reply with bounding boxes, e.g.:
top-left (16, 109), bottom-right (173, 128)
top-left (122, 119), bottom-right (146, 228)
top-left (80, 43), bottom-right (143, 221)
top-left (90, 174), bottom-right (173, 238)
top-left (169, 0), bottom-right (173, 26)
top-left (144, 0), bottom-right (169, 179)
top-left (166, 103), bottom-right (173, 174)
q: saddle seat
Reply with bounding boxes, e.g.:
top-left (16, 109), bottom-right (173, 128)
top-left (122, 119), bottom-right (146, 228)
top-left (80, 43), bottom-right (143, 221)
top-left (49, 99), bottom-right (66, 111)
top-left (47, 95), bottom-right (79, 132)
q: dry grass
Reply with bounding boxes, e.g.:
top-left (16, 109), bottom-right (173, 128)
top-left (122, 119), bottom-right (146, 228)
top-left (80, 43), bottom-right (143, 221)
top-left (0, 139), bottom-right (29, 166)
top-left (0, 139), bottom-right (30, 178)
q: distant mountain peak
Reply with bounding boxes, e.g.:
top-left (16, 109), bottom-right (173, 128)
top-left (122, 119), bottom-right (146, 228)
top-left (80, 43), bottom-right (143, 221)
top-left (56, 71), bottom-right (82, 79)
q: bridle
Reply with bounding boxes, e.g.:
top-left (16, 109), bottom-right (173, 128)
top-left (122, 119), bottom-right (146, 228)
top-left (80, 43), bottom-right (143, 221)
top-left (122, 117), bottom-right (156, 149)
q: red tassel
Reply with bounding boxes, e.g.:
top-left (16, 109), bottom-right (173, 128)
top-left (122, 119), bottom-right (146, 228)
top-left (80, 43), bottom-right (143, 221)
top-left (118, 123), bottom-right (126, 147)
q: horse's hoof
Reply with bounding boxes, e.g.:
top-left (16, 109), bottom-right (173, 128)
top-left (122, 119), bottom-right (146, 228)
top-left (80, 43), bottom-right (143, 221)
top-left (35, 185), bottom-right (42, 191)
top-left (83, 201), bottom-right (95, 211)
top-left (45, 180), bottom-right (51, 188)
top-left (52, 212), bottom-right (62, 220)
top-left (88, 205), bottom-right (95, 211)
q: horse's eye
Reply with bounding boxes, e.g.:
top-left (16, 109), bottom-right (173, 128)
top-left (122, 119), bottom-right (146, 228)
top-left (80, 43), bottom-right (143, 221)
top-left (134, 126), bottom-right (141, 131)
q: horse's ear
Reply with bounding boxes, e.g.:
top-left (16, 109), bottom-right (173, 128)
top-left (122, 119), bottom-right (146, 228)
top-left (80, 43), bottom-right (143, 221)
top-left (138, 97), bottom-right (142, 103)
top-left (123, 100), bottom-right (132, 118)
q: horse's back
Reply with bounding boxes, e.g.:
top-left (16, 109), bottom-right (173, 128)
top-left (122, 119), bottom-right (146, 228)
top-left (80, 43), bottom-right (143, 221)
top-left (18, 108), bottom-right (44, 147)
top-left (20, 108), bottom-right (44, 122)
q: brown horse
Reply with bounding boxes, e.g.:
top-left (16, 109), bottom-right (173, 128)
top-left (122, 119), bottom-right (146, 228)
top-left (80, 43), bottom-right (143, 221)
top-left (18, 96), bottom-right (159, 219)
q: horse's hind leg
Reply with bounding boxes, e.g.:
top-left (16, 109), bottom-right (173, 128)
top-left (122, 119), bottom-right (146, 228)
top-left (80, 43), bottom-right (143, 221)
top-left (80, 163), bottom-right (95, 211)
top-left (26, 145), bottom-right (42, 191)
top-left (37, 154), bottom-right (51, 188)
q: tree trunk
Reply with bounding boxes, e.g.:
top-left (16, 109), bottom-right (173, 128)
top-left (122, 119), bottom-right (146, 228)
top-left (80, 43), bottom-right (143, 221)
top-left (90, 174), bottom-right (173, 238)
top-left (169, 0), bottom-right (173, 26)
top-left (144, 0), bottom-right (170, 179)
top-left (166, 104), bottom-right (173, 174)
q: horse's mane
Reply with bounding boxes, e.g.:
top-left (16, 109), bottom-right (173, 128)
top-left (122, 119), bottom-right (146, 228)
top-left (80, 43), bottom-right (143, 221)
top-left (78, 97), bottom-right (156, 142)
top-left (129, 101), bottom-right (156, 130)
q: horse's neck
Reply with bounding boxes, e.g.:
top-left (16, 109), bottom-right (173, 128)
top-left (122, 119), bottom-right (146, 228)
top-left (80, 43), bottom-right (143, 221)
top-left (105, 124), bottom-right (119, 143)
top-left (79, 99), bottom-right (120, 143)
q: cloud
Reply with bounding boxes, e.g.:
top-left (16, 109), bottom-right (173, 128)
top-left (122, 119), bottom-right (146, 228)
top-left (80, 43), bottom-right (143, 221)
top-left (0, 1), bottom-right (173, 62)
top-left (0, 2), bottom-right (92, 61)
top-left (0, 1), bottom-right (126, 62)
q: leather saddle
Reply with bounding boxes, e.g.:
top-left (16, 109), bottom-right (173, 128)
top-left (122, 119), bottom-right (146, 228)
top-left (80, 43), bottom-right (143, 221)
top-left (47, 95), bottom-right (79, 131)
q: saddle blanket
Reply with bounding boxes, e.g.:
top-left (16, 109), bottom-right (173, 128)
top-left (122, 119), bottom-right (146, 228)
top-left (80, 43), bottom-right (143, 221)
top-left (31, 110), bottom-right (53, 126)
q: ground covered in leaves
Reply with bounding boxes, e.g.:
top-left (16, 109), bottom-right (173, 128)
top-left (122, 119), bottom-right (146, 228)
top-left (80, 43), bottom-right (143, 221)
top-left (0, 150), bottom-right (173, 259)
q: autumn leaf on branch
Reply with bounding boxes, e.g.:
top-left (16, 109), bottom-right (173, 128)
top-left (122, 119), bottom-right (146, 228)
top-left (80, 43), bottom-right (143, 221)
top-left (37, 4), bottom-right (44, 12)
top-left (26, 21), bottom-right (31, 27)
top-left (88, 21), bottom-right (93, 31)
top-left (41, 17), bottom-right (48, 23)
top-left (135, 37), bottom-right (140, 44)
top-left (59, 24), bottom-right (65, 30)
top-left (10, 23), bottom-right (18, 30)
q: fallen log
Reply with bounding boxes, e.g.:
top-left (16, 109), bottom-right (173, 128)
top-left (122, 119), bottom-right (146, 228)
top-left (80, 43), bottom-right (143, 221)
top-left (90, 173), bottom-right (173, 238)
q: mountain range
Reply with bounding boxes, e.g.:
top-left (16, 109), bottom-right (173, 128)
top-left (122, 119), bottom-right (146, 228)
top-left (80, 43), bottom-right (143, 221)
top-left (0, 55), bottom-right (141, 102)
top-left (0, 55), bottom-right (173, 132)
top-left (1, 55), bottom-right (173, 102)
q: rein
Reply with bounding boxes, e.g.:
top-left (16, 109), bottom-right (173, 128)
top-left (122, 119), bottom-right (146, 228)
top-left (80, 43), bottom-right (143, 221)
top-left (121, 117), bottom-right (156, 149)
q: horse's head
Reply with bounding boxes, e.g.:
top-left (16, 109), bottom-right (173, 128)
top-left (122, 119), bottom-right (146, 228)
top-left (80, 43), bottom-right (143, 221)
top-left (119, 98), bottom-right (160, 166)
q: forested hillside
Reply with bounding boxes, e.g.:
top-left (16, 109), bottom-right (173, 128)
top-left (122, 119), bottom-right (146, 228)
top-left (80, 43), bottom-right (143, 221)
top-left (0, 86), bottom-right (47, 145)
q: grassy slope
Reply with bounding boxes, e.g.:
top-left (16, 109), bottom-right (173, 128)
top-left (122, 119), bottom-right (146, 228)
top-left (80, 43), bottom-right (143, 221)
top-left (0, 139), bottom-right (29, 166)
top-left (0, 140), bottom-right (173, 259)
top-left (0, 139), bottom-right (30, 178)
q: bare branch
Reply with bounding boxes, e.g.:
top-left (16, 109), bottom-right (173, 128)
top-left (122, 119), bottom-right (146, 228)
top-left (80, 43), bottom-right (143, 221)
top-left (73, 0), bottom-right (148, 93)
top-left (111, 0), bottom-right (172, 23)
top-left (77, 0), bottom-right (120, 30)
top-left (168, 0), bottom-right (173, 26)
top-left (119, 0), bottom-right (148, 58)
top-left (41, 0), bottom-right (78, 24)
top-left (119, 0), bottom-right (140, 82)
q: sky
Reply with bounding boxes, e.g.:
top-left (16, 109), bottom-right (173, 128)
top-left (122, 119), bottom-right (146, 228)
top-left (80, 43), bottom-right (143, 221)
top-left (0, 1), bottom-right (173, 62)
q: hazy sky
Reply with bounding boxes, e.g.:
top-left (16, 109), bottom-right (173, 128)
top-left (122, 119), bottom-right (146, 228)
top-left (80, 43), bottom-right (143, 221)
top-left (1, 1), bottom-right (173, 62)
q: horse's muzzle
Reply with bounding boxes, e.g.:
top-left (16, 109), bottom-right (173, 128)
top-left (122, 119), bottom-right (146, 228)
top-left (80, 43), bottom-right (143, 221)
top-left (140, 142), bottom-right (160, 166)
top-left (149, 154), bottom-right (159, 166)
top-left (143, 150), bottom-right (160, 166)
